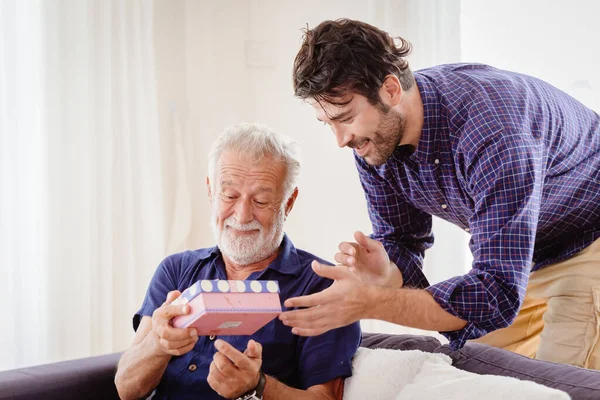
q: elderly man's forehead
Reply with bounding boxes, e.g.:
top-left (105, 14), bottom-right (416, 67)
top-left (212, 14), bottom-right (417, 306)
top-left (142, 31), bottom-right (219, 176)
top-left (219, 176), bottom-right (275, 191)
top-left (218, 150), bottom-right (284, 168)
top-left (216, 153), bottom-right (285, 185)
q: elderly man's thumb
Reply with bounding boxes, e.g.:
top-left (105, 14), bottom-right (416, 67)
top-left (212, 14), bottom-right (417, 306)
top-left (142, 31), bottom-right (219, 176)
top-left (244, 340), bottom-right (262, 359)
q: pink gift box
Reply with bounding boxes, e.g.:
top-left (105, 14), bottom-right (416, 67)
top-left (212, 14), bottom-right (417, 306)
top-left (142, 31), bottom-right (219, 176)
top-left (171, 279), bottom-right (282, 336)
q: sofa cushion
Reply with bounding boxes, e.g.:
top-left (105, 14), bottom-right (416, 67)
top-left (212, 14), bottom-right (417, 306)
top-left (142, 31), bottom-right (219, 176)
top-left (344, 347), bottom-right (453, 399)
top-left (436, 342), bottom-right (600, 400)
top-left (361, 332), bottom-right (441, 353)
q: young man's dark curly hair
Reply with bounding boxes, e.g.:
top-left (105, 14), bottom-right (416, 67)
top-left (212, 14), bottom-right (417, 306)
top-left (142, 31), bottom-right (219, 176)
top-left (292, 18), bottom-right (414, 109)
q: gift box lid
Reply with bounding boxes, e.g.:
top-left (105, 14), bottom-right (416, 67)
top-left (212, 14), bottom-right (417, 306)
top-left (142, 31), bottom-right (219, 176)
top-left (173, 280), bottom-right (280, 305)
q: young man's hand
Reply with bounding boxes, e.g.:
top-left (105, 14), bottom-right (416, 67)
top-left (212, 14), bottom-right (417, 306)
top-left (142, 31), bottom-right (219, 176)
top-left (280, 262), bottom-right (371, 336)
top-left (335, 231), bottom-right (403, 288)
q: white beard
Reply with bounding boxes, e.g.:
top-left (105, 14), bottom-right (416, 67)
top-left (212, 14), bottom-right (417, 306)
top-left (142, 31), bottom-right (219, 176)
top-left (211, 206), bottom-right (285, 266)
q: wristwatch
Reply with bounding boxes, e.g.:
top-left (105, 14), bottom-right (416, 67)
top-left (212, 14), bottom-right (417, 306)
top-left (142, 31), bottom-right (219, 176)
top-left (235, 371), bottom-right (266, 400)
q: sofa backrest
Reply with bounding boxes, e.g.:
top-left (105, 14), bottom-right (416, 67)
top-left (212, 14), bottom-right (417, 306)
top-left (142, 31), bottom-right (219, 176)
top-left (436, 342), bottom-right (600, 400)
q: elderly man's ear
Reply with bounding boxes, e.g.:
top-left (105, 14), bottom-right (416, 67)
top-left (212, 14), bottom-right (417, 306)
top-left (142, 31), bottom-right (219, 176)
top-left (206, 176), bottom-right (213, 203)
top-left (285, 188), bottom-right (299, 218)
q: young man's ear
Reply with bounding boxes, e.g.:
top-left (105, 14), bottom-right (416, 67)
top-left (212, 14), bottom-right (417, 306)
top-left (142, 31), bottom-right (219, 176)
top-left (285, 188), bottom-right (299, 217)
top-left (379, 74), bottom-right (403, 107)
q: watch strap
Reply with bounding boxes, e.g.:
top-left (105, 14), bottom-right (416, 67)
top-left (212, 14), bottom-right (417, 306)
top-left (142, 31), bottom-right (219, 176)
top-left (235, 371), bottom-right (266, 400)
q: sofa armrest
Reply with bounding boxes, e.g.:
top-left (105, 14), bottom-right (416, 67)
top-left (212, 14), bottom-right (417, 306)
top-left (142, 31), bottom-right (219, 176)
top-left (0, 352), bottom-right (123, 400)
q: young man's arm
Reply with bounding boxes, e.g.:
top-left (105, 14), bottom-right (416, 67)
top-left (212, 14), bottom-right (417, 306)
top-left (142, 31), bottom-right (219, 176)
top-left (280, 263), bottom-right (466, 336)
top-left (283, 129), bottom-right (544, 350)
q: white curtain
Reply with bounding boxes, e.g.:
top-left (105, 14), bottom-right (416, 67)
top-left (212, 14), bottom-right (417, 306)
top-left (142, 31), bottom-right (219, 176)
top-left (0, 0), bottom-right (50, 371)
top-left (0, 0), bottom-right (192, 370)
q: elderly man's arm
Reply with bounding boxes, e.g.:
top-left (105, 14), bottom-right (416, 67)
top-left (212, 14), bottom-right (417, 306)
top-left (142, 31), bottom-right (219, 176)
top-left (209, 339), bottom-right (344, 400)
top-left (115, 291), bottom-right (198, 400)
top-left (114, 317), bottom-right (169, 400)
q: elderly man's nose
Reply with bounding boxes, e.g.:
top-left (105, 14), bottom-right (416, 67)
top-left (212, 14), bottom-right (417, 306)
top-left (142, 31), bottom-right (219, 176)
top-left (235, 200), bottom-right (253, 224)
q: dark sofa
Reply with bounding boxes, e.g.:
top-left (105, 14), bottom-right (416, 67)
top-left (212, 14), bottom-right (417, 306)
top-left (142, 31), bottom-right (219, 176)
top-left (1, 333), bottom-right (599, 400)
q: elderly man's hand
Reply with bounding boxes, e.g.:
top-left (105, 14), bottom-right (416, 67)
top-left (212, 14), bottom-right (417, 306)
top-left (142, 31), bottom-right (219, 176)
top-left (279, 262), bottom-right (371, 336)
top-left (150, 290), bottom-right (198, 357)
top-left (207, 339), bottom-right (263, 399)
top-left (335, 231), bottom-right (403, 288)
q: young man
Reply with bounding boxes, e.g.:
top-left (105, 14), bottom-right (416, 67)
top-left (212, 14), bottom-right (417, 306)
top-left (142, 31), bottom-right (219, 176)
top-left (280, 18), bottom-right (600, 370)
top-left (115, 123), bottom-right (361, 399)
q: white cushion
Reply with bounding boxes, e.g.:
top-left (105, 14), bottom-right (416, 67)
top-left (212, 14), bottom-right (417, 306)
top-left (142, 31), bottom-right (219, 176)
top-left (343, 347), bottom-right (451, 400)
top-left (343, 347), bottom-right (571, 400)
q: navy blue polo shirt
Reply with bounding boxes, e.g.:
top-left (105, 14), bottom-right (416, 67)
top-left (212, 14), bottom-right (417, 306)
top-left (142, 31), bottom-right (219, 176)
top-left (134, 234), bottom-right (362, 400)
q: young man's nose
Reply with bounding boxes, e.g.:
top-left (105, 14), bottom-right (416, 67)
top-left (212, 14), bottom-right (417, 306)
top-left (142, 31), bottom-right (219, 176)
top-left (333, 125), bottom-right (353, 148)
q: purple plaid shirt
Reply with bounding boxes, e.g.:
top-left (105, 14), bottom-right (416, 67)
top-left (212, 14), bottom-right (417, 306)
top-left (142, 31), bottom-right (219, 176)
top-left (355, 64), bottom-right (600, 349)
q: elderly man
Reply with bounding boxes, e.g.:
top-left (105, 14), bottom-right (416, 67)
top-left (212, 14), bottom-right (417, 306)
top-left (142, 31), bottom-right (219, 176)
top-left (114, 123), bottom-right (361, 400)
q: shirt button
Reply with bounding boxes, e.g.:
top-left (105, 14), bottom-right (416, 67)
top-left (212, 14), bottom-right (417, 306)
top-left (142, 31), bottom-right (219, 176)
top-left (188, 364), bottom-right (197, 372)
top-left (209, 335), bottom-right (216, 341)
top-left (441, 204), bottom-right (448, 209)
top-left (434, 159), bottom-right (440, 164)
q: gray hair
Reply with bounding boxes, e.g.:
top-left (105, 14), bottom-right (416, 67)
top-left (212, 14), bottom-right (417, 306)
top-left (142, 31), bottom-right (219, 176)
top-left (207, 123), bottom-right (302, 201)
